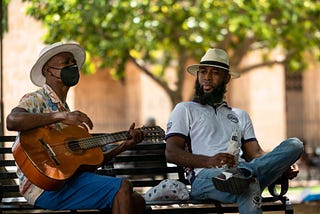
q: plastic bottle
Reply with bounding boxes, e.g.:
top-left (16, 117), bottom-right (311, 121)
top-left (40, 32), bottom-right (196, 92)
top-left (226, 129), bottom-right (240, 165)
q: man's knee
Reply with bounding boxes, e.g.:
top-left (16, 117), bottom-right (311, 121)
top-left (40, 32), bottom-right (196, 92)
top-left (286, 137), bottom-right (304, 155)
top-left (113, 179), bottom-right (133, 205)
top-left (118, 179), bottom-right (133, 194)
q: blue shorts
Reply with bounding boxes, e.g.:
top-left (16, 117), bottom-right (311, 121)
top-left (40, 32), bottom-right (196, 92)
top-left (35, 171), bottom-right (123, 210)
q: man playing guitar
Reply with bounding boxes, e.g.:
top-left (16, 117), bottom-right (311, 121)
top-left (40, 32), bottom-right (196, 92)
top-left (6, 42), bottom-right (146, 214)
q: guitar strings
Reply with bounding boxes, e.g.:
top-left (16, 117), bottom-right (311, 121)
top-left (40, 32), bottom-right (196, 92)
top-left (46, 132), bottom-right (129, 154)
top-left (36, 127), bottom-right (163, 155)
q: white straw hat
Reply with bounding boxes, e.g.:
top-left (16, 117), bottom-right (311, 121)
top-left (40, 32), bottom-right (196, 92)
top-left (186, 48), bottom-right (240, 78)
top-left (30, 42), bottom-right (86, 87)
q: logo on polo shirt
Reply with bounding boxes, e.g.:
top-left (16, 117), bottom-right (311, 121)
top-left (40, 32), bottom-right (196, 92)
top-left (227, 114), bottom-right (239, 123)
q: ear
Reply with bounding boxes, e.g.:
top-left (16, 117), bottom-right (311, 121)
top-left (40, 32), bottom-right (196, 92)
top-left (42, 65), bottom-right (54, 78)
top-left (224, 73), bottom-right (231, 84)
top-left (42, 66), bottom-right (49, 76)
top-left (42, 66), bottom-right (47, 76)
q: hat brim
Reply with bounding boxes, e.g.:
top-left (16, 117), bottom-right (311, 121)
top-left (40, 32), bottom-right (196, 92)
top-left (30, 43), bottom-right (86, 87)
top-left (187, 64), bottom-right (240, 79)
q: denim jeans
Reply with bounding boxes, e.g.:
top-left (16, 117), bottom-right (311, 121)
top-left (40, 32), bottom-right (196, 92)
top-left (190, 137), bottom-right (304, 214)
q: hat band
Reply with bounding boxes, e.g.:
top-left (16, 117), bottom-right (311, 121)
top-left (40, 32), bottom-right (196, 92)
top-left (200, 60), bottom-right (229, 70)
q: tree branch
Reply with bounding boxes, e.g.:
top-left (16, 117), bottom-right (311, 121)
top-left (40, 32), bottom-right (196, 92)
top-left (237, 59), bottom-right (284, 74)
top-left (232, 37), bottom-right (256, 66)
top-left (127, 54), bottom-right (172, 95)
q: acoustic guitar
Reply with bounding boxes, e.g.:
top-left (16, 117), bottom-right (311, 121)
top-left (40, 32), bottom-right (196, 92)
top-left (12, 125), bottom-right (165, 190)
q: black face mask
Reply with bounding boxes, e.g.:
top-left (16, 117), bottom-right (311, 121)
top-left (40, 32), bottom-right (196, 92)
top-left (60, 64), bottom-right (80, 87)
top-left (49, 64), bottom-right (80, 87)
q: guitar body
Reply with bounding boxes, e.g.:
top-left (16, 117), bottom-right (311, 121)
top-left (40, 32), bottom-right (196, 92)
top-left (13, 126), bottom-right (104, 190)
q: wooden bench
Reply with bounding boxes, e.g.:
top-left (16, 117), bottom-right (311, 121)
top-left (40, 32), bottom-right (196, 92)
top-left (0, 135), bottom-right (294, 213)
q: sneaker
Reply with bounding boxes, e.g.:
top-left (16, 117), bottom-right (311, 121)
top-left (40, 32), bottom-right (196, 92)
top-left (212, 168), bottom-right (252, 194)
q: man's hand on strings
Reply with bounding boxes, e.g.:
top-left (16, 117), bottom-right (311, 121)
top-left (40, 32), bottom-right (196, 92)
top-left (124, 123), bottom-right (145, 148)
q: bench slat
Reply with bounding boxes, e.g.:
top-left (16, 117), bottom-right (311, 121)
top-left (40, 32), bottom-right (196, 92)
top-left (0, 172), bottom-right (18, 179)
top-left (0, 147), bottom-right (13, 153)
top-left (0, 136), bottom-right (16, 142)
top-left (0, 160), bottom-right (16, 167)
top-left (114, 154), bottom-right (166, 162)
top-left (105, 166), bottom-right (181, 174)
top-left (1, 185), bottom-right (20, 193)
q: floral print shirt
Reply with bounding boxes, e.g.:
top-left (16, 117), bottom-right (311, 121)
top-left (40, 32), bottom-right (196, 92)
top-left (13, 84), bottom-right (70, 205)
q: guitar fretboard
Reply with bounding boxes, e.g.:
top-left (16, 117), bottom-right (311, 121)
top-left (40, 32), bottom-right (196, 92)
top-left (79, 131), bottom-right (131, 149)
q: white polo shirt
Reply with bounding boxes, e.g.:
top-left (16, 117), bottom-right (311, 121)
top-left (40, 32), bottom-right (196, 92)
top-left (165, 101), bottom-right (257, 176)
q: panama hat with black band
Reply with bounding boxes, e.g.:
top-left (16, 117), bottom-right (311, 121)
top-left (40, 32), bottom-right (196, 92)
top-left (186, 48), bottom-right (240, 79)
top-left (30, 41), bottom-right (86, 87)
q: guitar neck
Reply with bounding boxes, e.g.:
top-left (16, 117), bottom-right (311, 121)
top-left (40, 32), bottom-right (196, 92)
top-left (79, 131), bottom-right (131, 150)
top-left (77, 125), bottom-right (164, 150)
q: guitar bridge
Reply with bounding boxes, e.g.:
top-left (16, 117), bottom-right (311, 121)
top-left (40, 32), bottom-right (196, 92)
top-left (39, 138), bottom-right (60, 165)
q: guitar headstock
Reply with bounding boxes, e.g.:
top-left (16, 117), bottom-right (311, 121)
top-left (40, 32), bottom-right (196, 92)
top-left (141, 126), bottom-right (165, 142)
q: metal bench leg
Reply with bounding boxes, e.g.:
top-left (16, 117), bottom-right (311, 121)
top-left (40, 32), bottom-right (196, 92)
top-left (283, 196), bottom-right (294, 214)
top-left (214, 201), bottom-right (224, 214)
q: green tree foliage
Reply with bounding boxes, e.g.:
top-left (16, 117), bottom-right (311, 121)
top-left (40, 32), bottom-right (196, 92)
top-left (23, 0), bottom-right (320, 105)
top-left (1, 0), bottom-right (10, 35)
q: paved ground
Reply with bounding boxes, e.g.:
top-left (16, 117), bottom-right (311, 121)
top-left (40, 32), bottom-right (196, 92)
top-left (267, 201), bottom-right (320, 214)
top-left (293, 201), bottom-right (320, 213)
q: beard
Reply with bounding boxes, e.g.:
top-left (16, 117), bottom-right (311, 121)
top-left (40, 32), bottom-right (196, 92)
top-left (194, 79), bottom-right (227, 105)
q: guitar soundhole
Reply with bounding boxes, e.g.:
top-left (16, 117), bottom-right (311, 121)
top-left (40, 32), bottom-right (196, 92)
top-left (67, 140), bottom-right (82, 153)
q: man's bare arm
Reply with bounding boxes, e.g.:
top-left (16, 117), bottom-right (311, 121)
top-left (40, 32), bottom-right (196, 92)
top-left (6, 107), bottom-right (93, 131)
top-left (241, 140), bottom-right (265, 161)
top-left (165, 135), bottom-right (236, 168)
